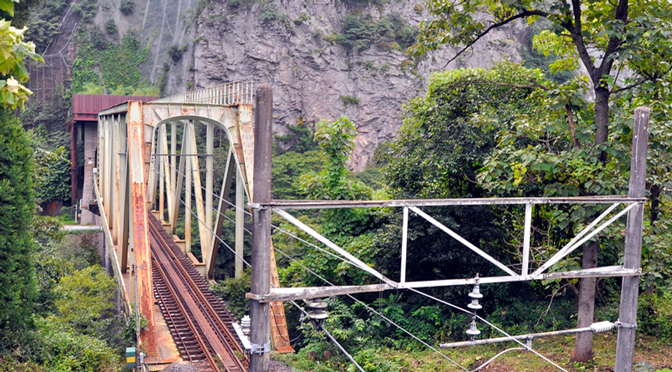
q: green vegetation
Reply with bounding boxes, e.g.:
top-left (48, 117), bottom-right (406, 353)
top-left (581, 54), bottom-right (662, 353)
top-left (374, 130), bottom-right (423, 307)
top-left (0, 109), bottom-right (37, 335)
top-left (23, 0), bottom-right (69, 51)
top-left (119, 0), bottom-right (134, 16)
top-left (259, 3), bottom-right (280, 25)
top-left (339, 95), bottom-right (359, 105)
top-left (294, 12), bottom-right (310, 25)
top-left (105, 19), bottom-right (118, 36)
top-left (168, 44), bottom-right (188, 62)
top-left (0, 19), bottom-right (42, 109)
top-left (72, 29), bottom-right (156, 95)
top-left (326, 12), bottom-right (418, 52)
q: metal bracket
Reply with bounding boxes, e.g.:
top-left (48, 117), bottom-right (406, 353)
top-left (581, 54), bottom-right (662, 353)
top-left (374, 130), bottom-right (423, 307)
top-left (250, 341), bottom-right (271, 354)
top-left (247, 203), bottom-right (264, 210)
top-left (615, 320), bottom-right (637, 329)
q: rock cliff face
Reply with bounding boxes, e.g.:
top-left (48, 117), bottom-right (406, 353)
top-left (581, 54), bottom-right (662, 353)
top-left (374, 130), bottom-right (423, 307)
top-left (161, 0), bottom-right (528, 170)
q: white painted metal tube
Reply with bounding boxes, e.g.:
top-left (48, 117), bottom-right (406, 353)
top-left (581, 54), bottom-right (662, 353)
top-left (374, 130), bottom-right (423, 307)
top-left (439, 321), bottom-right (614, 348)
top-left (532, 203), bottom-right (637, 277)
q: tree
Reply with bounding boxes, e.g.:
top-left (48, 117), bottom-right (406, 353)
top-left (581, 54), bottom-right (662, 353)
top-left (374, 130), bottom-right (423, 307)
top-left (0, 109), bottom-right (37, 337)
top-left (380, 62), bottom-right (539, 289)
top-left (0, 17), bottom-right (41, 109)
top-left (412, 0), bottom-right (672, 362)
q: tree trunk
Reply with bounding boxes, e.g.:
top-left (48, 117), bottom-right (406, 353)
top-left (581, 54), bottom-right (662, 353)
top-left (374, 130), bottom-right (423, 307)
top-left (594, 87), bottom-right (610, 162)
top-left (571, 240), bottom-right (599, 363)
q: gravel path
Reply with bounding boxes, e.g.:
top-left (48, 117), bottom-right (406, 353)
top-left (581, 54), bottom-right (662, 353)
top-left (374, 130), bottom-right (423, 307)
top-left (270, 359), bottom-right (297, 372)
top-left (161, 359), bottom-right (296, 372)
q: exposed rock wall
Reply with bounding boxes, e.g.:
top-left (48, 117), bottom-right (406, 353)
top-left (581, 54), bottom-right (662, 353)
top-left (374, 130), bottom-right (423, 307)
top-left (158, 1), bottom-right (528, 170)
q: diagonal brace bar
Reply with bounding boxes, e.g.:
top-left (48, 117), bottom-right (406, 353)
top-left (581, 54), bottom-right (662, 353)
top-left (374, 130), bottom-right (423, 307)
top-left (409, 207), bottom-right (519, 277)
top-left (531, 202), bottom-right (636, 277)
top-left (272, 208), bottom-right (398, 287)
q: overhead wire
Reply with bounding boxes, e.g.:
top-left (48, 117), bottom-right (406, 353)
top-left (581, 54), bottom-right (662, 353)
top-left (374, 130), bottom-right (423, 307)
top-left (153, 159), bottom-right (470, 371)
top-left (152, 151), bottom-right (568, 372)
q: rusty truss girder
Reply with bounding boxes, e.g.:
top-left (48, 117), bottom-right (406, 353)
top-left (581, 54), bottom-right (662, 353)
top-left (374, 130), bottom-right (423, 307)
top-left (94, 83), bottom-right (294, 362)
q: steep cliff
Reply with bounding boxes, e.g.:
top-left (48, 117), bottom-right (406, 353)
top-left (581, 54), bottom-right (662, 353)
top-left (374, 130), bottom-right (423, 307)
top-left (161, 0), bottom-right (528, 170)
top-left (29, 0), bottom-right (529, 170)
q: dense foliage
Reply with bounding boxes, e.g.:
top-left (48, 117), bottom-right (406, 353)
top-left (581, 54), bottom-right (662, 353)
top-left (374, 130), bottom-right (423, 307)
top-left (0, 109), bottom-right (37, 336)
top-left (325, 12), bottom-right (418, 52)
top-left (72, 29), bottom-right (156, 95)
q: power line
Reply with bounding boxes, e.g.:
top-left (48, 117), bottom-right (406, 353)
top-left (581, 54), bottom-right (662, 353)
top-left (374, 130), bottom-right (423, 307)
top-left (152, 156), bottom-right (566, 372)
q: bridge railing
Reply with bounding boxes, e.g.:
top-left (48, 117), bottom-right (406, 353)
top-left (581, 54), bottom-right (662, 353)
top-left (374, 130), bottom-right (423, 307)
top-left (155, 81), bottom-right (255, 106)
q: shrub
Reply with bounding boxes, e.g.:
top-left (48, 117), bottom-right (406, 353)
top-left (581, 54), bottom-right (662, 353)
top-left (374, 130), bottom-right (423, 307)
top-left (340, 95), bottom-right (360, 105)
top-left (638, 292), bottom-right (672, 342)
top-left (105, 19), bottom-right (118, 35)
top-left (210, 270), bottom-right (251, 319)
top-left (323, 34), bottom-right (346, 44)
top-left (119, 0), bottom-right (134, 15)
top-left (294, 12), bottom-right (310, 25)
top-left (259, 3), bottom-right (280, 25)
top-left (168, 44), bottom-right (187, 62)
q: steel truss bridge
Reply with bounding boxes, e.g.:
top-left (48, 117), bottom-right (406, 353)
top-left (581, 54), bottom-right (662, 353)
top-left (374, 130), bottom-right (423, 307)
top-left (88, 82), bottom-right (650, 372)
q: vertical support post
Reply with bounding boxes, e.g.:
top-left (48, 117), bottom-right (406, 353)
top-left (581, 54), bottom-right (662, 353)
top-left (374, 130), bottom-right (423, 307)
top-left (522, 203), bottom-right (532, 277)
top-left (250, 85), bottom-right (272, 372)
top-left (400, 207), bottom-right (408, 283)
top-left (235, 166), bottom-right (245, 279)
top-left (206, 122), bottom-right (214, 245)
top-left (170, 124), bottom-right (187, 235)
top-left (158, 126), bottom-right (166, 222)
top-left (171, 122), bottom-right (177, 197)
top-left (185, 123), bottom-right (192, 254)
top-left (127, 101), bottom-right (157, 357)
top-left (615, 107), bottom-right (650, 372)
top-left (71, 120), bottom-right (77, 205)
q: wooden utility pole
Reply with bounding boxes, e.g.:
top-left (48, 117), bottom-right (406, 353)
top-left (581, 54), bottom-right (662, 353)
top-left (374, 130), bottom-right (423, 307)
top-left (615, 107), bottom-right (649, 372)
top-left (250, 85), bottom-right (273, 372)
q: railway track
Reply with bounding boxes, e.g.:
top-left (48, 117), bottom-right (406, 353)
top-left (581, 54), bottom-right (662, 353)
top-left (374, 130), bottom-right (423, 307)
top-left (148, 212), bottom-right (248, 372)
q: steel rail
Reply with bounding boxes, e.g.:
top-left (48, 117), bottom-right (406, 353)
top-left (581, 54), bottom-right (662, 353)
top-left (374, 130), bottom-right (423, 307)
top-left (151, 243), bottom-right (220, 371)
top-left (148, 213), bottom-right (247, 372)
top-left (152, 267), bottom-right (197, 362)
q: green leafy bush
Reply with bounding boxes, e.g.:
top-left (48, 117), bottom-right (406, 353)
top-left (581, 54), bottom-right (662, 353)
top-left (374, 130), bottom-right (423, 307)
top-left (210, 269), bottom-right (251, 319)
top-left (119, 0), bottom-right (134, 15)
top-left (104, 19), bottom-right (117, 35)
top-left (259, 3), bottom-right (280, 25)
top-left (339, 95), bottom-right (359, 105)
top-left (638, 292), bottom-right (672, 342)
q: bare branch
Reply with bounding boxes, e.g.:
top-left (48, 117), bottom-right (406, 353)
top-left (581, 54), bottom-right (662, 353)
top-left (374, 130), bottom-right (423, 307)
top-left (610, 79), bottom-right (647, 94)
top-left (443, 9), bottom-right (549, 68)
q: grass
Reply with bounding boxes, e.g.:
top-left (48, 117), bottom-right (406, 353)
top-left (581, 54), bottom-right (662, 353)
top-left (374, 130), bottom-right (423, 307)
top-left (274, 333), bottom-right (672, 372)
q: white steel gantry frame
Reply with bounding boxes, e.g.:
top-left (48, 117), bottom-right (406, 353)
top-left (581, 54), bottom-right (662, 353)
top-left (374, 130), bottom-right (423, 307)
top-left (248, 196), bottom-right (643, 302)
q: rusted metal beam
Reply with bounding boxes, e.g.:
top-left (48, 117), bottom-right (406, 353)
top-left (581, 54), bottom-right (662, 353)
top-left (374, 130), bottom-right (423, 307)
top-left (127, 101), bottom-right (158, 357)
top-left (255, 196), bottom-right (645, 210)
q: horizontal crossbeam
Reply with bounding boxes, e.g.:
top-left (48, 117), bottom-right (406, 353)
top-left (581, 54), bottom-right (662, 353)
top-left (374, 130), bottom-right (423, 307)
top-left (248, 266), bottom-right (640, 302)
top-left (251, 196), bottom-right (644, 210)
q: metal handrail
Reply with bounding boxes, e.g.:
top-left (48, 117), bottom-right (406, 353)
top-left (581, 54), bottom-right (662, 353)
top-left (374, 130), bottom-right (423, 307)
top-left (155, 81), bottom-right (255, 106)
